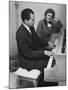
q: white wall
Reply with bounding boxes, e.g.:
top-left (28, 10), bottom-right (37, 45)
top-left (9, 1), bottom-right (66, 56)
top-left (9, 1), bottom-right (18, 56)
top-left (18, 2), bottom-right (66, 29)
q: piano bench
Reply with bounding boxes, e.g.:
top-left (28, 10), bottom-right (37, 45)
top-left (15, 67), bottom-right (41, 88)
top-left (16, 76), bottom-right (38, 88)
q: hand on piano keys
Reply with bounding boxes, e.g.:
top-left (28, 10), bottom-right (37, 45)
top-left (44, 50), bottom-right (54, 56)
top-left (44, 47), bottom-right (56, 68)
top-left (45, 49), bottom-right (56, 69)
top-left (48, 42), bottom-right (56, 49)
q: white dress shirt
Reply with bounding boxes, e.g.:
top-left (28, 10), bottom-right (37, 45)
top-left (23, 23), bottom-right (31, 34)
top-left (47, 23), bottom-right (52, 28)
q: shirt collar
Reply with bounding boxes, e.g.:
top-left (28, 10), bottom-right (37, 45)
top-left (23, 23), bottom-right (31, 34)
top-left (23, 23), bottom-right (30, 30)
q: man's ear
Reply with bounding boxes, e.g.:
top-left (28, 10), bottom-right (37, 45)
top-left (24, 19), bottom-right (28, 24)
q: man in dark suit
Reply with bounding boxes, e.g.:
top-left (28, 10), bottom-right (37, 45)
top-left (16, 8), bottom-right (56, 87)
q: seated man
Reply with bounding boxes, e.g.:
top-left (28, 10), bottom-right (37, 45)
top-left (16, 8), bottom-right (56, 87)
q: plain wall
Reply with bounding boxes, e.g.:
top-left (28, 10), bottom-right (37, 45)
top-left (18, 2), bottom-right (66, 29)
top-left (9, 1), bottom-right (66, 56)
top-left (9, 1), bottom-right (18, 56)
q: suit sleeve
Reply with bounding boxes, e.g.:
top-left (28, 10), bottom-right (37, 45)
top-left (36, 21), bottom-right (43, 37)
top-left (37, 35), bottom-right (48, 47)
top-left (36, 21), bottom-right (48, 47)
top-left (16, 33), bottom-right (47, 60)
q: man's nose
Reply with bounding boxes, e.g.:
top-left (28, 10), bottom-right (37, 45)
top-left (49, 17), bottom-right (52, 20)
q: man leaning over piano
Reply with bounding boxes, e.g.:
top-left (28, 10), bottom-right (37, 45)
top-left (16, 8), bottom-right (63, 87)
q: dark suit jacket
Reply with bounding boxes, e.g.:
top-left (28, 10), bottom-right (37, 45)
top-left (36, 19), bottom-right (52, 42)
top-left (36, 19), bottom-right (62, 43)
top-left (16, 24), bottom-right (49, 71)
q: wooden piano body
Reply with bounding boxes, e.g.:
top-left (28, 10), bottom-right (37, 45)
top-left (44, 29), bottom-right (66, 85)
top-left (44, 54), bottom-right (66, 83)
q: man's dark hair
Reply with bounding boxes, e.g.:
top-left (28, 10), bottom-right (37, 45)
top-left (44, 8), bottom-right (55, 19)
top-left (21, 8), bottom-right (34, 22)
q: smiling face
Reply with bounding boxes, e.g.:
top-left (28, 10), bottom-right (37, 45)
top-left (45, 13), bottom-right (53, 23)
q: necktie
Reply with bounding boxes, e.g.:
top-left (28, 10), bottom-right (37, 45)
top-left (29, 27), bottom-right (35, 36)
top-left (30, 27), bottom-right (39, 48)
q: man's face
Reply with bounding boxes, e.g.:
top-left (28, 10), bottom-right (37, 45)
top-left (45, 13), bottom-right (53, 23)
top-left (28, 13), bottom-right (35, 27)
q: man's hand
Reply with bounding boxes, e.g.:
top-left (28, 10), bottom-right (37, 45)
top-left (48, 42), bottom-right (56, 49)
top-left (44, 50), bottom-right (53, 56)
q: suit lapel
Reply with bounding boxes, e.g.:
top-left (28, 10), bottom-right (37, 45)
top-left (30, 27), bottom-right (39, 48)
top-left (21, 24), bottom-right (39, 49)
top-left (22, 24), bottom-right (33, 43)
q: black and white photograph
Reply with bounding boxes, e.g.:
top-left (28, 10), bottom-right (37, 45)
top-left (9, 1), bottom-right (66, 89)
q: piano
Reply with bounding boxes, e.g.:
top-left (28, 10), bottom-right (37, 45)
top-left (44, 29), bottom-right (66, 86)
